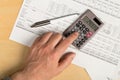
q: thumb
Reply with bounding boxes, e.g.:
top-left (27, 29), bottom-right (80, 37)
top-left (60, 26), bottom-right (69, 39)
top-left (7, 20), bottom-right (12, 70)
top-left (58, 52), bottom-right (76, 72)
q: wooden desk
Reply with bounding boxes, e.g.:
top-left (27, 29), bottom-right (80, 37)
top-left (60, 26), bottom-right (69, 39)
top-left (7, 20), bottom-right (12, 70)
top-left (0, 0), bottom-right (90, 80)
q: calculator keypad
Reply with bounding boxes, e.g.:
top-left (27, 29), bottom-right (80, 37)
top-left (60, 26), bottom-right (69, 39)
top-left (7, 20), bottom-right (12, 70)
top-left (63, 21), bottom-right (92, 49)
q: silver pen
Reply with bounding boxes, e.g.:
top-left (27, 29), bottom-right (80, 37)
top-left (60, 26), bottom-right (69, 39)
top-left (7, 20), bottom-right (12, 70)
top-left (31, 13), bottom-right (79, 28)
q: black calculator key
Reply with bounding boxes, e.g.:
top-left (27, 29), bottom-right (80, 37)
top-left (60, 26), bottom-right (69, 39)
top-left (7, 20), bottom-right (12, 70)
top-left (83, 30), bottom-right (87, 34)
top-left (76, 44), bottom-right (81, 47)
top-left (85, 28), bottom-right (89, 32)
top-left (78, 21), bottom-right (82, 25)
top-left (81, 39), bottom-right (85, 42)
top-left (84, 36), bottom-right (88, 40)
top-left (76, 23), bottom-right (80, 27)
top-left (79, 27), bottom-right (82, 30)
top-left (80, 27), bottom-right (84, 31)
top-left (82, 24), bottom-right (86, 29)
top-left (79, 41), bottom-right (83, 45)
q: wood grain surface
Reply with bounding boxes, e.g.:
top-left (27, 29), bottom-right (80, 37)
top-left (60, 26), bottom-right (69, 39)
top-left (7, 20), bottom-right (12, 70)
top-left (0, 0), bottom-right (90, 80)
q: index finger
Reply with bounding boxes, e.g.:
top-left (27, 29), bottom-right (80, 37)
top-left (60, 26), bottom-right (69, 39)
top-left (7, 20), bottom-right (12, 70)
top-left (55, 32), bottom-right (79, 55)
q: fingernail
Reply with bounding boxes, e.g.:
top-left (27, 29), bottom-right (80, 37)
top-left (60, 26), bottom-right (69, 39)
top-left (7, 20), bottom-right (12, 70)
top-left (74, 32), bottom-right (79, 36)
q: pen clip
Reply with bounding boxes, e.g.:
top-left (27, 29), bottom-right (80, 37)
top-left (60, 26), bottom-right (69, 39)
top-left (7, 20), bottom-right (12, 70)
top-left (31, 20), bottom-right (50, 28)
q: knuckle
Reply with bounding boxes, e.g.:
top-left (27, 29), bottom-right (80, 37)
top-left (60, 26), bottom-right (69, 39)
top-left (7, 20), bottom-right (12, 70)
top-left (54, 49), bottom-right (61, 54)
top-left (52, 50), bottom-right (57, 56)
top-left (46, 51), bottom-right (58, 60)
top-left (45, 43), bottom-right (51, 48)
top-left (50, 54), bottom-right (57, 60)
top-left (53, 50), bottom-right (59, 57)
top-left (43, 44), bottom-right (51, 50)
top-left (39, 46), bottom-right (51, 54)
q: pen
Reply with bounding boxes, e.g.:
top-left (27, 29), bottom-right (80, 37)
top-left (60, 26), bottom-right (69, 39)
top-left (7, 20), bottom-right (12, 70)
top-left (31, 13), bottom-right (79, 28)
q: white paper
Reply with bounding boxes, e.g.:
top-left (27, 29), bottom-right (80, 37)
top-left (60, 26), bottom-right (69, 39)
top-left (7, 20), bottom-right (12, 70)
top-left (10, 0), bottom-right (120, 80)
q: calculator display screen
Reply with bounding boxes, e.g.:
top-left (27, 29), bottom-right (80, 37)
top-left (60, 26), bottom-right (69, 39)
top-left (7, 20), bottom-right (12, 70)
top-left (83, 16), bottom-right (98, 31)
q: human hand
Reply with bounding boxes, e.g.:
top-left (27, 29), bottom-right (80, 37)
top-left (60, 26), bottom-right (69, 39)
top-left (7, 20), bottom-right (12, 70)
top-left (11, 32), bottom-right (79, 80)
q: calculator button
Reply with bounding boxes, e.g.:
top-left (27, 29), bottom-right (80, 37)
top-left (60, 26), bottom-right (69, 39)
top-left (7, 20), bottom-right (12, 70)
top-left (86, 32), bottom-right (93, 38)
top-left (89, 32), bottom-right (93, 35)
top-left (71, 29), bottom-right (75, 31)
top-left (76, 23), bottom-right (80, 27)
top-left (78, 30), bottom-right (81, 33)
top-left (78, 36), bottom-right (82, 39)
top-left (86, 34), bottom-right (91, 38)
top-left (78, 21), bottom-right (82, 24)
top-left (74, 26), bottom-right (78, 29)
top-left (80, 27), bottom-right (84, 31)
top-left (85, 28), bottom-right (89, 32)
top-left (71, 29), bottom-right (75, 33)
top-left (84, 36), bottom-right (88, 40)
top-left (75, 29), bottom-right (79, 32)
top-left (82, 24), bottom-right (86, 28)
top-left (76, 44), bottom-right (81, 47)
top-left (79, 41), bottom-right (83, 45)
top-left (83, 30), bottom-right (87, 34)
top-left (80, 24), bottom-right (82, 27)
top-left (79, 27), bottom-right (82, 30)
top-left (73, 41), bottom-right (77, 44)
top-left (81, 33), bottom-right (85, 37)
top-left (81, 39), bottom-right (85, 42)
top-left (76, 38), bottom-right (79, 42)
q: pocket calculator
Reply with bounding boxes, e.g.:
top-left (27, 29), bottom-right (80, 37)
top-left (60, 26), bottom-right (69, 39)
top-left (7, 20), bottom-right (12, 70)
top-left (63, 9), bottom-right (104, 49)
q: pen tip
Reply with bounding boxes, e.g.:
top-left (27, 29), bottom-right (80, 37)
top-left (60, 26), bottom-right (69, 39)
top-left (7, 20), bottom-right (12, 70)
top-left (31, 24), bottom-right (37, 28)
